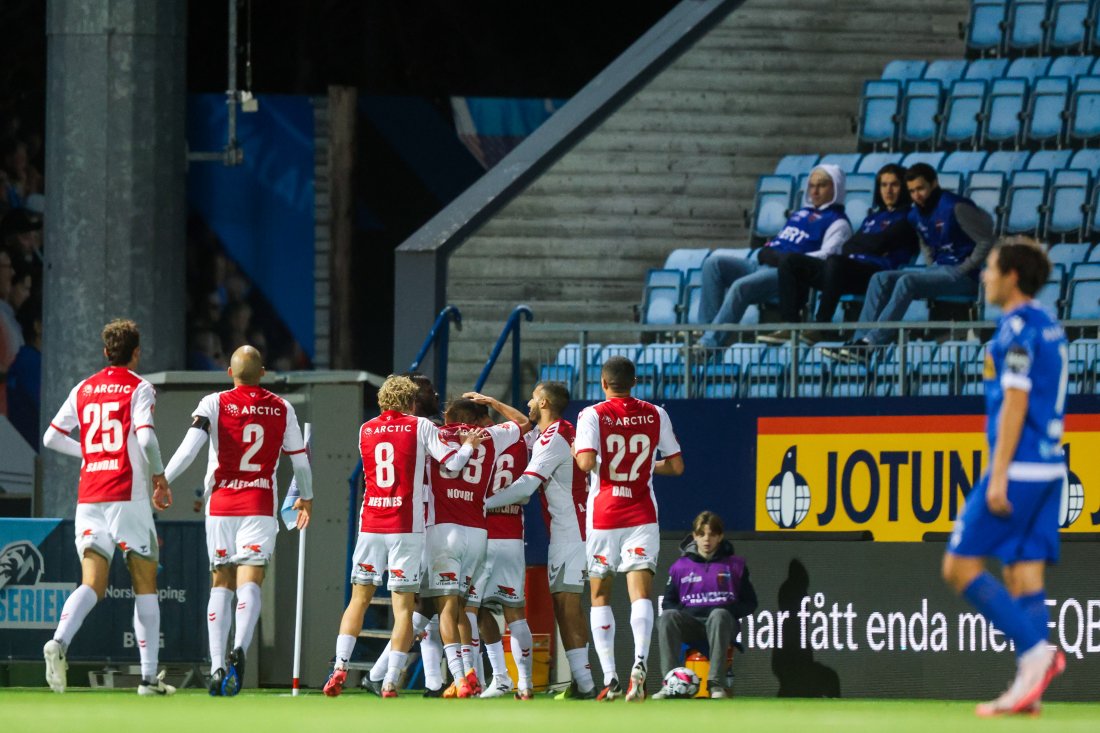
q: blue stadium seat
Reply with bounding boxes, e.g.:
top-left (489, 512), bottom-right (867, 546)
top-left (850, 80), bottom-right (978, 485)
top-left (663, 248), bottom-right (710, 273)
top-left (1046, 170), bottom-right (1090, 241)
top-left (1069, 76), bottom-right (1100, 145)
top-left (1071, 262), bottom-right (1100, 280)
top-left (882, 60), bottom-right (928, 81)
top-left (1002, 170), bottom-right (1048, 236)
top-left (752, 175), bottom-right (795, 241)
top-left (940, 80), bottom-right (987, 147)
top-left (1069, 149), bottom-right (1100, 176)
top-left (1067, 279), bottom-right (1100, 319)
top-left (967, 0), bottom-right (1008, 56)
top-left (683, 268), bottom-right (704, 324)
top-left (1088, 245), bottom-right (1100, 262)
top-left (1026, 76), bottom-right (1071, 147)
top-left (1006, 57), bottom-right (1052, 84)
top-left (900, 80), bottom-right (944, 149)
top-left (1028, 150), bottom-right (1073, 173)
top-left (1047, 1), bottom-right (1090, 55)
top-left (774, 154), bottom-right (820, 177)
top-left (1005, 1), bottom-right (1049, 55)
top-left (902, 151), bottom-right (945, 169)
top-left (938, 171), bottom-right (963, 193)
top-left (641, 269), bottom-right (684, 325)
top-left (941, 150), bottom-right (989, 174)
top-left (819, 153), bottom-right (863, 175)
top-left (859, 80), bottom-right (901, 149)
top-left (1037, 274), bottom-right (1064, 317)
top-left (857, 152), bottom-right (903, 174)
top-left (845, 174), bottom-right (876, 229)
top-left (902, 299), bottom-right (931, 322)
top-left (966, 171), bottom-right (1007, 220)
top-left (1067, 339), bottom-right (1100, 394)
top-left (984, 150), bottom-right (1032, 173)
top-left (1047, 242), bottom-right (1092, 267)
top-left (587, 344), bottom-right (643, 399)
top-left (538, 364), bottom-right (576, 391)
top-left (983, 78), bottom-right (1028, 148)
top-left (966, 58), bottom-right (1010, 81)
top-left (1091, 184), bottom-right (1100, 240)
top-left (790, 347), bottom-right (828, 398)
top-left (635, 343), bottom-right (683, 400)
top-left (702, 344), bottom-right (763, 399)
top-left (555, 343), bottom-right (601, 372)
top-left (924, 59), bottom-right (969, 86)
top-left (1048, 55), bottom-right (1094, 80)
top-left (875, 342), bottom-right (938, 397)
top-left (920, 341), bottom-right (981, 396)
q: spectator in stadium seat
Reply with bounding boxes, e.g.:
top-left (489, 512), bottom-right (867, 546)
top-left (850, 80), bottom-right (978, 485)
top-left (823, 163), bottom-right (994, 364)
top-left (6, 297), bottom-right (41, 449)
top-left (760, 164), bottom-right (918, 346)
top-left (698, 165), bottom-right (851, 348)
top-left (653, 511), bottom-right (757, 699)
top-left (0, 138), bottom-right (43, 210)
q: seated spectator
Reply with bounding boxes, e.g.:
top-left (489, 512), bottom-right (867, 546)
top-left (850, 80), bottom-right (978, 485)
top-left (759, 164), bottom-right (918, 346)
top-left (187, 329), bottom-right (226, 371)
top-left (823, 163), bottom-right (994, 363)
top-left (698, 165), bottom-right (851, 348)
top-left (653, 511), bottom-right (757, 700)
top-left (0, 138), bottom-right (43, 210)
top-left (6, 298), bottom-right (41, 449)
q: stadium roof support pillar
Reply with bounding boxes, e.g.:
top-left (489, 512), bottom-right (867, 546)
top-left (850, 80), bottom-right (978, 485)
top-left (40, 0), bottom-right (187, 517)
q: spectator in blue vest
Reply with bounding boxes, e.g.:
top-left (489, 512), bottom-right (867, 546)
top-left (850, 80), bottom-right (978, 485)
top-left (697, 165), bottom-right (851, 348)
top-left (823, 163), bottom-right (994, 364)
top-left (759, 164), bottom-right (918, 346)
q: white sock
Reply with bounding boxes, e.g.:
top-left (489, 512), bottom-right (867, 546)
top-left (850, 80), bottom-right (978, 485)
top-left (54, 584), bottom-right (98, 649)
top-left (630, 599), bottom-right (654, 665)
top-left (233, 582), bottom-right (262, 651)
top-left (566, 645), bottom-right (596, 693)
top-left (465, 611), bottom-right (484, 684)
top-left (370, 641), bottom-right (392, 683)
top-left (384, 650), bottom-right (408, 686)
top-left (335, 633), bottom-right (356, 669)
top-left (422, 616), bottom-right (443, 689)
top-left (132, 594), bottom-right (160, 681)
top-left (591, 605), bottom-right (617, 685)
top-left (444, 642), bottom-right (465, 682)
top-left (412, 611), bottom-right (430, 635)
top-left (485, 640), bottom-right (508, 679)
top-left (207, 587), bottom-right (234, 671)
top-left (508, 619), bottom-right (534, 690)
top-left (461, 644), bottom-right (475, 675)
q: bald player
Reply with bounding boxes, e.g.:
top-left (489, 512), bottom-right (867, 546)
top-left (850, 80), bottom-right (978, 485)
top-left (164, 346), bottom-right (313, 696)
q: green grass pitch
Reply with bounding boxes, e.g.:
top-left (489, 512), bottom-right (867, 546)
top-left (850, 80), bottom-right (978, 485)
top-left (3, 689), bottom-right (1099, 733)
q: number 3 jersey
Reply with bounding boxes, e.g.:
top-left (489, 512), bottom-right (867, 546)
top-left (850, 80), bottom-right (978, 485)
top-left (50, 367), bottom-right (158, 504)
top-left (575, 397), bottom-right (681, 530)
top-left (192, 386), bottom-right (307, 517)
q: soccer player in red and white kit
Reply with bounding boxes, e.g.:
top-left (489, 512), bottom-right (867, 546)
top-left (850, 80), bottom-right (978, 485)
top-left (574, 356), bottom-right (683, 702)
top-left (163, 345), bottom-right (313, 696)
top-left (41, 319), bottom-right (175, 695)
top-left (424, 398), bottom-right (529, 699)
top-left (323, 376), bottom-right (481, 698)
top-left (484, 381), bottom-right (597, 699)
top-left (463, 391), bottom-right (538, 700)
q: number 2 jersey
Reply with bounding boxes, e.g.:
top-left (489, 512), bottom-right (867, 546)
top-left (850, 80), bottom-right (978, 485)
top-left (575, 397), bottom-right (681, 530)
top-left (192, 385), bottom-right (307, 517)
top-left (49, 367), bottom-right (158, 504)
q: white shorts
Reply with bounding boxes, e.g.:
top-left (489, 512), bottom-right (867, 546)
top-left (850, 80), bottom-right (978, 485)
top-left (206, 515), bottom-right (278, 567)
top-left (350, 531), bottom-right (423, 592)
top-left (75, 501), bottom-right (158, 563)
top-left (468, 539), bottom-right (525, 608)
top-left (586, 523), bottom-right (659, 578)
top-left (548, 540), bottom-right (587, 594)
top-left (422, 523), bottom-right (487, 598)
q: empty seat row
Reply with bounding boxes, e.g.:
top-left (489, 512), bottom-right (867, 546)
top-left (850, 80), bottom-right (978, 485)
top-left (966, 0), bottom-right (1100, 58)
top-left (775, 149), bottom-right (1100, 178)
top-left (859, 73), bottom-right (1100, 150)
top-left (883, 55), bottom-right (1100, 86)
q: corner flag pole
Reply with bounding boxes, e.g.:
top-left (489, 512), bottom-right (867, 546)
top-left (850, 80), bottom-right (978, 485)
top-left (281, 423), bottom-right (311, 696)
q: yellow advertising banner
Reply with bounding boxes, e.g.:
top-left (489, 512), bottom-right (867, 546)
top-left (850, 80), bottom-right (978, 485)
top-left (755, 414), bottom-right (1100, 541)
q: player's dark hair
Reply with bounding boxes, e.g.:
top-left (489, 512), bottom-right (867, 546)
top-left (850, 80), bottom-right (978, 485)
top-left (535, 381), bottom-right (570, 415)
top-left (445, 398), bottom-right (482, 425)
top-left (601, 356), bottom-right (636, 393)
top-left (401, 371), bottom-right (439, 418)
top-left (995, 237), bottom-right (1051, 297)
top-left (102, 319), bottom-right (140, 365)
top-left (692, 511), bottom-right (724, 536)
top-left (904, 163), bottom-right (938, 186)
top-left (873, 164), bottom-right (911, 210)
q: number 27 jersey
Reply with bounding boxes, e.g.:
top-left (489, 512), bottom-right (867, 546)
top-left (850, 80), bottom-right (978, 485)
top-left (575, 397), bottom-right (681, 530)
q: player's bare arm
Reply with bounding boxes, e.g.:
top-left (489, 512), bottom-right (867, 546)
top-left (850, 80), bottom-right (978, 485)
top-left (654, 454), bottom-right (685, 476)
top-left (574, 449), bottom-right (596, 473)
top-left (987, 388), bottom-right (1028, 516)
top-left (151, 473), bottom-right (173, 511)
top-left (461, 391), bottom-right (532, 434)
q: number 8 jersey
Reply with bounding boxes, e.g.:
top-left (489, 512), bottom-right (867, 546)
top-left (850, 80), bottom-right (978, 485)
top-left (192, 385), bottom-right (307, 517)
top-left (575, 397), bottom-right (681, 530)
top-left (49, 367), bottom-right (158, 503)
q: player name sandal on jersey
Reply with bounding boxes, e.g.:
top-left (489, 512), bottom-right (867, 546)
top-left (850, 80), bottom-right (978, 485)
top-left (43, 640), bottom-right (68, 693)
top-left (137, 670), bottom-right (177, 696)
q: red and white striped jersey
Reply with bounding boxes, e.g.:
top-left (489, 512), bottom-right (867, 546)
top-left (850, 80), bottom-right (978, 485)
top-left (429, 422), bottom-right (521, 529)
top-left (359, 410), bottom-right (463, 533)
top-left (486, 430), bottom-right (530, 540)
top-left (525, 419), bottom-right (588, 543)
top-left (50, 367), bottom-right (157, 504)
top-left (575, 397), bottom-right (681, 530)
top-left (192, 385), bottom-right (306, 517)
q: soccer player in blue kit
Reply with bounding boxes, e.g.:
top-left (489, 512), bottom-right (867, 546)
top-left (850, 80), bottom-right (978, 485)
top-left (942, 238), bottom-right (1067, 717)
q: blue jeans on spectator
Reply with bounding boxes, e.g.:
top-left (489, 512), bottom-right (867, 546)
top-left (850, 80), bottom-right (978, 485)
top-left (699, 255), bottom-right (777, 347)
top-left (854, 266), bottom-right (978, 345)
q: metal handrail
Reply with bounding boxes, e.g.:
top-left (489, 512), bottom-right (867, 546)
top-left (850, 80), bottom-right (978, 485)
top-left (409, 305), bottom-right (462, 399)
top-left (475, 305), bottom-right (535, 406)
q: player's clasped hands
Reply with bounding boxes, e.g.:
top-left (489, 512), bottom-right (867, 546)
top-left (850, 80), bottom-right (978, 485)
top-left (151, 474), bottom-right (173, 511)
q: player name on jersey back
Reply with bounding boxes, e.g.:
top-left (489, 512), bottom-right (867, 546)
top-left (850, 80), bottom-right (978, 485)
top-left (431, 422), bottom-right (520, 529)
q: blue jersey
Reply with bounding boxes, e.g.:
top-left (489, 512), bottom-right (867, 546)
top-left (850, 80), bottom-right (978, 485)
top-left (907, 190), bottom-right (978, 272)
top-left (767, 204), bottom-right (848, 255)
top-left (984, 301), bottom-right (1068, 473)
top-left (847, 207), bottom-right (912, 271)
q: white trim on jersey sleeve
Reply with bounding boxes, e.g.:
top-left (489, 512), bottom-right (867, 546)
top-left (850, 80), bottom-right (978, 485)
top-left (193, 392), bottom-right (220, 423)
top-left (49, 382), bottom-right (82, 434)
top-left (574, 407), bottom-right (600, 454)
top-left (131, 380), bottom-right (157, 430)
top-left (655, 405), bottom-right (682, 458)
top-left (1001, 373), bottom-right (1032, 392)
top-left (487, 421), bottom-right (521, 453)
top-left (281, 400), bottom-right (307, 455)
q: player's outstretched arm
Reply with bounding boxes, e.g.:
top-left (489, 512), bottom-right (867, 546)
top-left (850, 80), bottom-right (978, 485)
top-left (484, 473), bottom-right (541, 509)
top-left (164, 418), bottom-right (211, 483)
top-left (654, 454), bottom-right (685, 476)
top-left (462, 391), bottom-right (532, 434)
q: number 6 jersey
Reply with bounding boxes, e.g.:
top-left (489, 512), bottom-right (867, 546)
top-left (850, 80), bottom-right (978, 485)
top-left (575, 397), bottom-right (681, 530)
top-left (191, 386), bottom-right (307, 517)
